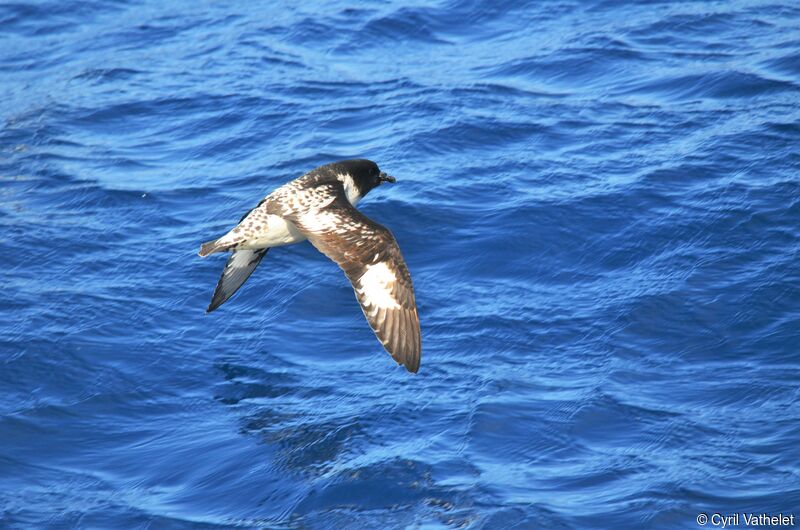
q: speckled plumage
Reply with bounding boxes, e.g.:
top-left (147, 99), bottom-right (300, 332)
top-left (198, 159), bottom-right (421, 373)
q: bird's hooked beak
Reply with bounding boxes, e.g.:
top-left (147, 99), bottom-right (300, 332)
top-left (379, 172), bottom-right (396, 183)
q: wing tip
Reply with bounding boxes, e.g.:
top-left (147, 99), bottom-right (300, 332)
top-left (404, 358), bottom-right (420, 373)
top-left (382, 336), bottom-right (420, 373)
top-left (396, 345), bottom-right (421, 373)
top-left (207, 287), bottom-right (232, 313)
top-left (205, 282), bottom-right (234, 314)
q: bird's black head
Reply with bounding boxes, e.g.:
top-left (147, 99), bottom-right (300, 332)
top-left (336, 159), bottom-right (395, 198)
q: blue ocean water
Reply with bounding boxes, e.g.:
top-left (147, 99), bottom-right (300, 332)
top-left (2, 0), bottom-right (799, 528)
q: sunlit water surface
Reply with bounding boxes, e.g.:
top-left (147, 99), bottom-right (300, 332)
top-left (2, 1), bottom-right (799, 528)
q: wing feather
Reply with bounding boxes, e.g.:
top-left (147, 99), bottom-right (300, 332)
top-left (207, 248), bottom-right (268, 313)
top-left (281, 185), bottom-right (421, 372)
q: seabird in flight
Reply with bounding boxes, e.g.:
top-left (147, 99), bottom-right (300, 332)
top-left (198, 159), bottom-right (421, 373)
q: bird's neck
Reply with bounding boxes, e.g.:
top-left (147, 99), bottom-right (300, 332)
top-left (339, 173), bottom-right (363, 206)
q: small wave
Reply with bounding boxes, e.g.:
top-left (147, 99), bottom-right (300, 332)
top-left (621, 70), bottom-right (797, 100)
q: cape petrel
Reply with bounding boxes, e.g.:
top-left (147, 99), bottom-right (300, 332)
top-left (198, 159), bottom-right (421, 373)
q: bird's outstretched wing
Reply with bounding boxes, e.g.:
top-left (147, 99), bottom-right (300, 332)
top-left (206, 248), bottom-right (269, 313)
top-left (276, 184), bottom-right (421, 372)
top-left (205, 202), bottom-right (270, 312)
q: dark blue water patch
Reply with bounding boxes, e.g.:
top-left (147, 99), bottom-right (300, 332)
top-left (71, 67), bottom-right (146, 84)
top-left (621, 70), bottom-right (799, 101)
top-left (761, 50), bottom-right (800, 77)
top-left (627, 11), bottom-right (752, 39)
top-left (0, 1), bottom-right (124, 36)
top-left (485, 40), bottom-right (648, 88)
top-left (358, 8), bottom-right (454, 46)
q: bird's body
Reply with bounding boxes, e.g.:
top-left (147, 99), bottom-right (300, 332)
top-left (230, 213), bottom-right (305, 249)
top-left (198, 159), bottom-right (421, 373)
